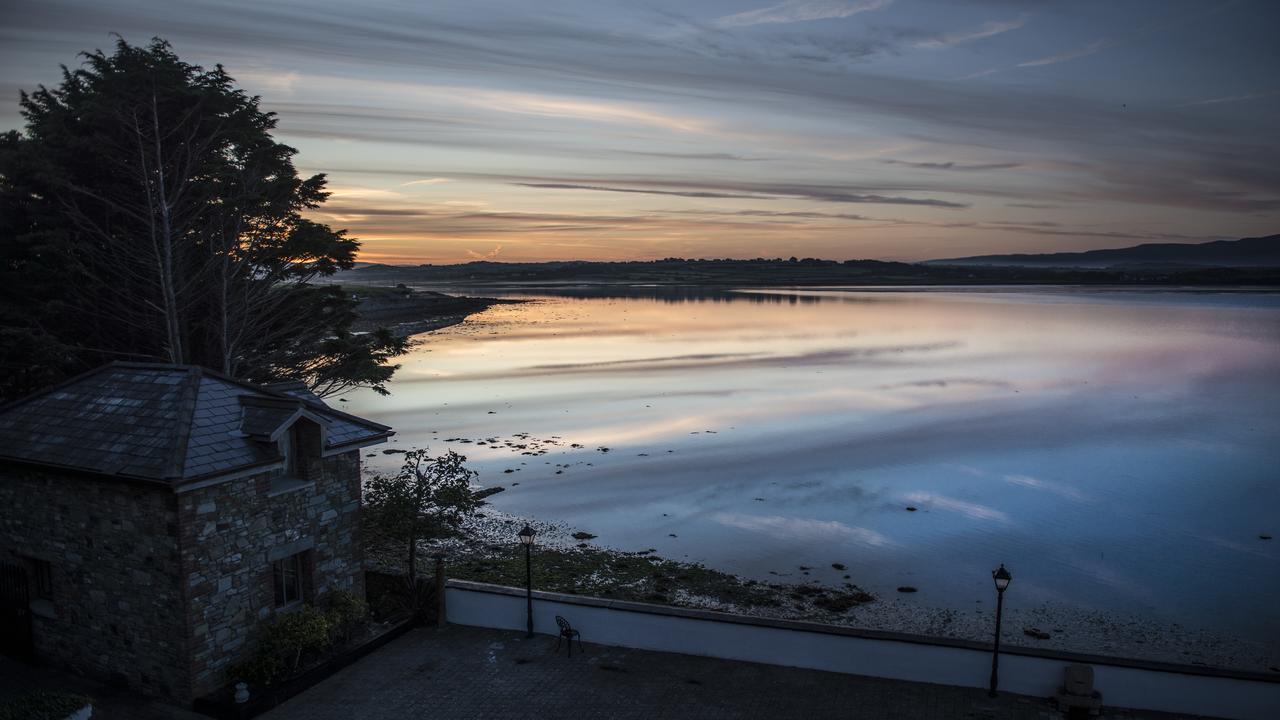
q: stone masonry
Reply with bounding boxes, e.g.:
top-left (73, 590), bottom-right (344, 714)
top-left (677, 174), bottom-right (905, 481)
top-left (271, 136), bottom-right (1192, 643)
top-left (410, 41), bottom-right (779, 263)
top-left (178, 450), bottom-right (365, 697)
top-left (0, 363), bottom-right (390, 706)
top-left (0, 468), bottom-right (189, 698)
top-left (0, 449), bottom-right (366, 702)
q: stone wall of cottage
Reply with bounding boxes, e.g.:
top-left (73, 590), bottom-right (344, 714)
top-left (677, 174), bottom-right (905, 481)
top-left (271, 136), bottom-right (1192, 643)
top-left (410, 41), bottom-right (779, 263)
top-left (0, 468), bottom-right (189, 699)
top-left (177, 449), bottom-right (364, 697)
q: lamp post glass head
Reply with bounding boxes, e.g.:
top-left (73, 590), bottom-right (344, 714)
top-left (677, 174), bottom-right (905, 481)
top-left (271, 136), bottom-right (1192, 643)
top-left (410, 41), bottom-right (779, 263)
top-left (518, 525), bottom-right (536, 546)
top-left (992, 564), bottom-right (1011, 592)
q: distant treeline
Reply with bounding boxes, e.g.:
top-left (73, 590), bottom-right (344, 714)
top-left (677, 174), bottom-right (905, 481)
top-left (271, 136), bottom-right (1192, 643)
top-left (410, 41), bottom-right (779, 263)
top-left (340, 258), bottom-right (1280, 287)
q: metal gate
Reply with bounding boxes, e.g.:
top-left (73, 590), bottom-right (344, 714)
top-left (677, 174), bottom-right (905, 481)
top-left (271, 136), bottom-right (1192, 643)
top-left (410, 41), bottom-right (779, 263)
top-left (0, 562), bottom-right (34, 661)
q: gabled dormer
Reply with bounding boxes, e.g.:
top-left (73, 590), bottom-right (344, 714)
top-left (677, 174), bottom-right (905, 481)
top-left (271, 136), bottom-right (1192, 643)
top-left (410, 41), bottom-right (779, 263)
top-left (239, 395), bottom-right (332, 493)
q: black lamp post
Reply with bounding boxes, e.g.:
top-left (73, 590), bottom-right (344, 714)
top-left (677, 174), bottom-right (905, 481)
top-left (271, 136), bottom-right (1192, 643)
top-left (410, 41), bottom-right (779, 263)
top-left (518, 525), bottom-right (536, 638)
top-left (988, 563), bottom-right (1012, 698)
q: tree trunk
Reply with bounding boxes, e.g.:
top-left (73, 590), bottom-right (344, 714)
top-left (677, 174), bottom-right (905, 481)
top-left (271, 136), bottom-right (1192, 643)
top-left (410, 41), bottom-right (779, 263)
top-left (407, 533), bottom-right (418, 589)
top-left (218, 249), bottom-right (233, 374)
top-left (149, 91), bottom-right (184, 363)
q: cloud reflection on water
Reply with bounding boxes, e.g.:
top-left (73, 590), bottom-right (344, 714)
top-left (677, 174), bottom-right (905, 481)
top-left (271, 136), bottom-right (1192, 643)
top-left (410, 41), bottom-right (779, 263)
top-left (711, 512), bottom-right (893, 547)
top-left (1002, 473), bottom-right (1087, 502)
top-left (420, 341), bottom-right (965, 380)
top-left (900, 492), bottom-right (1010, 522)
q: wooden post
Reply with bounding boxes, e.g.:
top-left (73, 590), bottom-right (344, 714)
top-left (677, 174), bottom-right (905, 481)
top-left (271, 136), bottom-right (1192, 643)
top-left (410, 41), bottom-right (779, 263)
top-left (434, 554), bottom-right (446, 627)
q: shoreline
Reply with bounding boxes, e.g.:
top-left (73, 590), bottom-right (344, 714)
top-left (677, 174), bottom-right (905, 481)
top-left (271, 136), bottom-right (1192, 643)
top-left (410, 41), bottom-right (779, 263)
top-left (348, 286), bottom-right (518, 337)
top-left (366, 508), bottom-right (1279, 676)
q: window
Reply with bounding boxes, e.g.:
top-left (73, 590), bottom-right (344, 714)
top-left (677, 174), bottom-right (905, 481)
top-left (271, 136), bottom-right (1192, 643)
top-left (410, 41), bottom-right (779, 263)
top-left (20, 556), bottom-right (55, 619)
top-left (273, 552), bottom-right (306, 607)
top-left (279, 428), bottom-right (294, 477)
top-left (22, 556), bottom-right (52, 601)
top-left (269, 425), bottom-right (314, 495)
top-left (288, 420), bottom-right (322, 479)
top-left (277, 424), bottom-right (318, 479)
top-left (289, 425), bottom-right (304, 478)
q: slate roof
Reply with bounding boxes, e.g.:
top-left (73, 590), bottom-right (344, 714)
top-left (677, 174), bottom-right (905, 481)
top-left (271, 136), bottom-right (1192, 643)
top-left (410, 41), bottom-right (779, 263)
top-left (0, 363), bottom-right (392, 485)
top-left (239, 396), bottom-right (307, 440)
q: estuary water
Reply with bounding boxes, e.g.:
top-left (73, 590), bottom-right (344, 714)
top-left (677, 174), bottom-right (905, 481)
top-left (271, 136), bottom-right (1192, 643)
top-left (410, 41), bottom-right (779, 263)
top-left (344, 286), bottom-right (1280, 644)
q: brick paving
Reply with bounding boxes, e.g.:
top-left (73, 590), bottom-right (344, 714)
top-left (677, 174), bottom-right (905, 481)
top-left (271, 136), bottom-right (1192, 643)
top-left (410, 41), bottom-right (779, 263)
top-left (263, 625), bottom-right (1220, 720)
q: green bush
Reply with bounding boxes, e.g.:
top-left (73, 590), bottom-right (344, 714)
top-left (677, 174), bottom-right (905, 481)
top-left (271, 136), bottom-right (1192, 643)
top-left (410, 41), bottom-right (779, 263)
top-left (226, 652), bottom-right (285, 689)
top-left (263, 606), bottom-right (331, 673)
top-left (228, 605), bottom-right (332, 688)
top-left (0, 691), bottom-right (90, 720)
top-left (324, 589), bottom-right (369, 645)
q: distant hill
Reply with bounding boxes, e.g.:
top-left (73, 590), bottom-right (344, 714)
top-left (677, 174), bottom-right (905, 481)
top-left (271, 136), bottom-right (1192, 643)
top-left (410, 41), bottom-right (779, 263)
top-left (326, 254), bottom-right (1280, 288)
top-left (923, 234), bottom-right (1280, 268)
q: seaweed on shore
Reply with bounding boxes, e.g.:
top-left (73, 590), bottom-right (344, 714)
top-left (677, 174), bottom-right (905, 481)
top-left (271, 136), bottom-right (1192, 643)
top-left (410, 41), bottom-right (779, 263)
top-left (364, 523), bottom-right (876, 620)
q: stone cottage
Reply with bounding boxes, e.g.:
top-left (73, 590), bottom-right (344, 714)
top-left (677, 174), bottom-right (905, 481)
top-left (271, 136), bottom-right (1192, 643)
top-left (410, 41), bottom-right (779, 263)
top-left (0, 362), bottom-right (392, 701)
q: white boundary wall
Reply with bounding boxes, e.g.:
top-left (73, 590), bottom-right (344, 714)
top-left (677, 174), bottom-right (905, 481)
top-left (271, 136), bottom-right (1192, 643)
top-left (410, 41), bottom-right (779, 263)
top-left (446, 580), bottom-right (1279, 720)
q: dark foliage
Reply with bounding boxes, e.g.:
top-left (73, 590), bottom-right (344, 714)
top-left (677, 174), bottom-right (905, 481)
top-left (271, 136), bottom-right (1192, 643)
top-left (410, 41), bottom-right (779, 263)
top-left (364, 449), bottom-right (480, 590)
top-left (0, 38), bottom-right (405, 401)
top-left (0, 691), bottom-right (90, 720)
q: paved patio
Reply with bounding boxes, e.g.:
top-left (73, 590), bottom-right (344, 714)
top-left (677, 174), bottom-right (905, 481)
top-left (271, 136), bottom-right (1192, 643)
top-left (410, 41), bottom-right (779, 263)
top-left (0, 655), bottom-right (205, 720)
top-left (263, 625), bottom-right (1219, 720)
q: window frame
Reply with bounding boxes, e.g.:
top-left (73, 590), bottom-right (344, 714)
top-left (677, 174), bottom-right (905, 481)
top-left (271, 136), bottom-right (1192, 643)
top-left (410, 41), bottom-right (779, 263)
top-left (272, 552), bottom-right (307, 608)
top-left (268, 425), bottom-right (315, 495)
top-left (22, 556), bottom-right (52, 601)
top-left (279, 428), bottom-right (295, 477)
top-left (20, 556), bottom-right (56, 619)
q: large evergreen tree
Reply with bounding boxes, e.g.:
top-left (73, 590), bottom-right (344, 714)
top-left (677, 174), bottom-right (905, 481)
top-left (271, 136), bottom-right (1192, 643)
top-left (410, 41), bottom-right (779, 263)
top-left (0, 38), bottom-right (405, 400)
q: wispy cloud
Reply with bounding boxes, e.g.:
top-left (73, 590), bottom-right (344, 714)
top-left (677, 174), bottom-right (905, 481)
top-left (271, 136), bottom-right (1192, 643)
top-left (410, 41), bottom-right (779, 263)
top-left (325, 186), bottom-right (404, 200)
top-left (882, 159), bottom-right (1021, 171)
top-left (400, 177), bottom-right (451, 186)
top-left (1180, 89), bottom-right (1279, 107)
top-left (957, 67), bottom-right (1000, 80)
top-left (715, 0), bottom-right (892, 29)
top-left (513, 182), bottom-right (762, 199)
top-left (708, 209), bottom-right (873, 221)
top-left (915, 17), bottom-right (1026, 50)
top-left (804, 192), bottom-right (967, 207)
top-left (451, 88), bottom-right (714, 133)
top-left (238, 69), bottom-right (301, 95)
top-left (617, 150), bottom-right (764, 161)
top-left (513, 181), bottom-right (968, 207)
top-left (879, 377), bottom-right (1014, 390)
top-left (465, 245), bottom-right (503, 260)
top-left (271, 77), bottom-right (716, 134)
top-left (1017, 39), bottom-right (1108, 67)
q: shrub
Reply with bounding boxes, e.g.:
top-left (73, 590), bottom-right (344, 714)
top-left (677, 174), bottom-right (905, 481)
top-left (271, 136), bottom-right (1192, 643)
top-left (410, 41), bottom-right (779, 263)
top-left (262, 606), bottom-right (332, 674)
top-left (0, 691), bottom-right (90, 720)
top-left (324, 589), bottom-right (369, 645)
top-left (228, 605), bottom-right (332, 688)
top-left (226, 652), bottom-right (285, 689)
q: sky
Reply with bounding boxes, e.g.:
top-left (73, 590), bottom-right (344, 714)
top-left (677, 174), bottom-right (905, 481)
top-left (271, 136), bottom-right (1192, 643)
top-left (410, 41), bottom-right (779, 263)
top-left (2, 0), bottom-right (1278, 264)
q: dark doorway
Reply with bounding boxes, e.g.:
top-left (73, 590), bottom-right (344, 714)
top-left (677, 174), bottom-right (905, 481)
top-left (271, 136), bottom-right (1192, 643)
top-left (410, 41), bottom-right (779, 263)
top-left (0, 562), bottom-right (34, 661)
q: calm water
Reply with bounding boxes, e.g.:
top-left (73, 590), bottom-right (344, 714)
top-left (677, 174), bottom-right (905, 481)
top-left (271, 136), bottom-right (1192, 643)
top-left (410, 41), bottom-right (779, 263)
top-left (345, 287), bottom-right (1280, 640)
